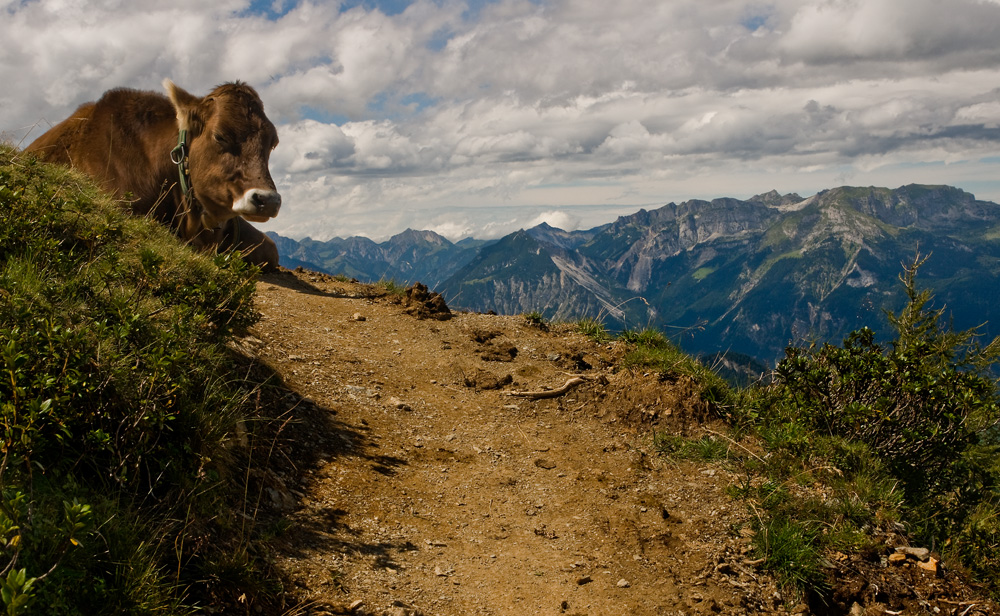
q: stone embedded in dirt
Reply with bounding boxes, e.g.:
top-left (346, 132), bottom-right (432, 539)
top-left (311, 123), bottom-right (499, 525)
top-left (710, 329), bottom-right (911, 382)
top-left (480, 343), bottom-right (518, 362)
top-left (403, 282), bottom-right (452, 321)
top-left (351, 312), bottom-right (366, 321)
top-left (888, 553), bottom-right (908, 565)
top-left (576, 575), bottom-right (593, 585)
top-left (895, 546), bottom-right (931, 561)
top-left (389, 600), bottom-right (423, 616)
top-left (345, 385), bottom-right (374, 398)
top-left (534, 458), bottom-right (557, 470)
top-left (533, 525), bottom-right (558, 539)
top-left (266, 486), bottom-right (297, 510)
top-left (387, 397), bottom-right (412, 411)
top-left (463, 369), bottom-right (513, 390)
top-left (348, 599), bottom-right (364, 612)
top-left (917, 557), bottom-right (940, 573)
top-left (470, 329), bottom-right (500, 343)
top-left (617, 579), bottom-right (630, 588)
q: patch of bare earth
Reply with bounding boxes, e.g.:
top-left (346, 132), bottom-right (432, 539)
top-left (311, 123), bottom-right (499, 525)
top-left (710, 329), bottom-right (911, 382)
top-left (242, 268), bottom-right (997, 616)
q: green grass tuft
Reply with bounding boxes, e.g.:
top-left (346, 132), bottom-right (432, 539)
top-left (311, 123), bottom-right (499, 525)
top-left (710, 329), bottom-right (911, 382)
top-left (752, 517), bottom-right (829, 600)
top-left (374, 278), bottom-right (407, 296)
top-left (619, 327), bottom-right (734, 406)
top-left (654, 433), bottom-right (730, 462)
top-left (576, 317), bottom-right (611, 343)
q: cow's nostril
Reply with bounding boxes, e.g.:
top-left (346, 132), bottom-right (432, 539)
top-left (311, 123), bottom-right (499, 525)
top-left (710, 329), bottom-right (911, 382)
top-left (250, 190), bottom-right (281, 210)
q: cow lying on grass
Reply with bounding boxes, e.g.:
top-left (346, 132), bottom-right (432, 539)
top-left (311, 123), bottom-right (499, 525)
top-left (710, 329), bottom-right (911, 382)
top-left (26, 79), bottom-right (282, 270)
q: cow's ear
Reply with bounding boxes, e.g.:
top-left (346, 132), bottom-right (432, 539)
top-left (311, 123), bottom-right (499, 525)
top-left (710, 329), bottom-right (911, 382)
top-left (164, 79), bottom-right (205, 135)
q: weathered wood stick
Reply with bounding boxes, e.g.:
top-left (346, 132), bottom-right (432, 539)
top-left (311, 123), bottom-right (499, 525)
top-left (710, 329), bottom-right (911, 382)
top-left (506, 376), bottom-right (590, 399)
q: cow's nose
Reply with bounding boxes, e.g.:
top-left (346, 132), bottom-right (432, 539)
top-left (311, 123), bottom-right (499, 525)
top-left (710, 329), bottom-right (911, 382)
top-left (249, 189), bottom-right (281, 216)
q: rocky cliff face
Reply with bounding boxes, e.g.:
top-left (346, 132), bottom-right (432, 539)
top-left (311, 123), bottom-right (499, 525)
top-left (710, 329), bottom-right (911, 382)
top-left (438, 231), bottom-right (619, 322)
top-left (587, 197), bottom-right (782, 292)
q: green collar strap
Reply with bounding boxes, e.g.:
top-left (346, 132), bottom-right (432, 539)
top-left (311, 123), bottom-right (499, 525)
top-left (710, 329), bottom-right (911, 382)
top-left (169, 129), bottom-right (193, 200)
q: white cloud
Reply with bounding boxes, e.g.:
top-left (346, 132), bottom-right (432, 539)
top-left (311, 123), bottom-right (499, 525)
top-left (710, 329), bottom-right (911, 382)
top-left (271, 119), bottom-right (356, 173)
top-left (5, 0), bottom-right (1000, 241)
top-left (527, 210), bottom-right (581, 231)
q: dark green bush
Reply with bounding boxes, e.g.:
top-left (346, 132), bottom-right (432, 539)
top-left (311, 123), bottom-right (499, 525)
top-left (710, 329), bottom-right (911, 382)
top-left (767, 255), bottom-right (1000, 590)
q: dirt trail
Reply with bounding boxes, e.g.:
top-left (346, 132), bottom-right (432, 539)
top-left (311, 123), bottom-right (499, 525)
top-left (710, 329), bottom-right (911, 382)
top-left (246, 269), bottom-right (781, 616)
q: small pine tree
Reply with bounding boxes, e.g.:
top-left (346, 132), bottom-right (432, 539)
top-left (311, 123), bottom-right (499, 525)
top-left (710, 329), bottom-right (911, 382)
top-left (775, 254), bottom-right (1000, 500)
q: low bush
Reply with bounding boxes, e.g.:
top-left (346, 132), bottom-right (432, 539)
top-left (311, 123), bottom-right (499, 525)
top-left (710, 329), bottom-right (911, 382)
top-left (743, 255), bottom-right (1000, 597)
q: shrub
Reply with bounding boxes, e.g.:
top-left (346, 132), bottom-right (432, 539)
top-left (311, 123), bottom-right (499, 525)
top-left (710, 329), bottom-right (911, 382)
top-left (774, 256), bottom-right (1000, 501)
top-left (765, 254), bottom-right (1000, 591)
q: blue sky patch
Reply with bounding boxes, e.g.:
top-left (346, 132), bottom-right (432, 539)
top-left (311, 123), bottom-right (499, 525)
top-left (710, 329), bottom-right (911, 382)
top-left (339, 0), bottom-right (413, 16)
top-left (740, 5), bottom-right (774, 32)
top-left (401, 92), bottom-right (439, 113)
top-left (302, 105), bottom-right (352, 126)
top-left (244, 0), bottom-right (299, 19)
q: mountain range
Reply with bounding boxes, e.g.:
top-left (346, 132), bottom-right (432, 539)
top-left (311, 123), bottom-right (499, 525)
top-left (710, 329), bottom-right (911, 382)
top-left (268, 184), bottom-right (1000, 363)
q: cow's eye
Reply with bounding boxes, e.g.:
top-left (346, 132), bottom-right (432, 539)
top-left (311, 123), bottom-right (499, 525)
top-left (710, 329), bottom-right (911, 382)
top-left (213, 133), bottom-right (241, 155)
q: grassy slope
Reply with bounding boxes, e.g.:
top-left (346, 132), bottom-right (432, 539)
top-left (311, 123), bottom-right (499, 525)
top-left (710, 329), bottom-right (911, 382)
top-left (0, 145), bottom-right (278, 614)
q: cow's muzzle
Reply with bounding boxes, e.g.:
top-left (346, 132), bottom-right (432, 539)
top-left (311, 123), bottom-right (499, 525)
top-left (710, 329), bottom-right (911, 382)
top-left (234, 188), bottom-right (282, 222)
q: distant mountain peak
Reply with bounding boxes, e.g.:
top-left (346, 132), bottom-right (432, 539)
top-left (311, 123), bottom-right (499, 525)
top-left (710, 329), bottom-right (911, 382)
top-left (750, 189), bottom-right (803, 207)
top-left (391, 228), bottom-right (449, 244)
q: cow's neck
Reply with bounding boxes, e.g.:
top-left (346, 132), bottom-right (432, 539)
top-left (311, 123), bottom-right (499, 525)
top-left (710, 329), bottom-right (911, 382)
top-left (169, 129), bottom-right (222, 233)
top-left (167, 128), bottom-right (241, 250)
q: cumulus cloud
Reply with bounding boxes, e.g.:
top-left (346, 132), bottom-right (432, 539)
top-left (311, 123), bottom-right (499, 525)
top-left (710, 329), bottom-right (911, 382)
top-left (4, 0), bottom-right (1000, 240)
top-left (527, 210), bottom-right (581, 231)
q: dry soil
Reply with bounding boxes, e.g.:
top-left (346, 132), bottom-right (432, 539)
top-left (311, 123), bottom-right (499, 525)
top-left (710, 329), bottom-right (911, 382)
top-left (240, 268), bottom-right (997, 616)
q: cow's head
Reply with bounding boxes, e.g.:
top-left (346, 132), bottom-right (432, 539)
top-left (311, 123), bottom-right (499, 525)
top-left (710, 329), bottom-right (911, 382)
top-left (164, 79), bottom-right (281, 229)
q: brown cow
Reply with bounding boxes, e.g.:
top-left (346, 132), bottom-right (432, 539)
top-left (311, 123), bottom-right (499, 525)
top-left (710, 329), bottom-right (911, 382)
top-left (25, 79), bottom-right (282, 270)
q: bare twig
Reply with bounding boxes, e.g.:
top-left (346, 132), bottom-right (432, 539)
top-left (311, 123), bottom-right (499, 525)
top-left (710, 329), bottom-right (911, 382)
top-left (506, 376), bottom-right (592, 399)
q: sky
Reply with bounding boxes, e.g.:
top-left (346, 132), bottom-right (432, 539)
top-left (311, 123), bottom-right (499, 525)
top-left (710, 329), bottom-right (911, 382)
top-left (3, 0), bottom-right (1000, 241)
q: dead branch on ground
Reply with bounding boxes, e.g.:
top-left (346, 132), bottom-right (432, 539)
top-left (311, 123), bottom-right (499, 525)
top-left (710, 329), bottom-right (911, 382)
top-left (505, 375), bottom-right (595, 400)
